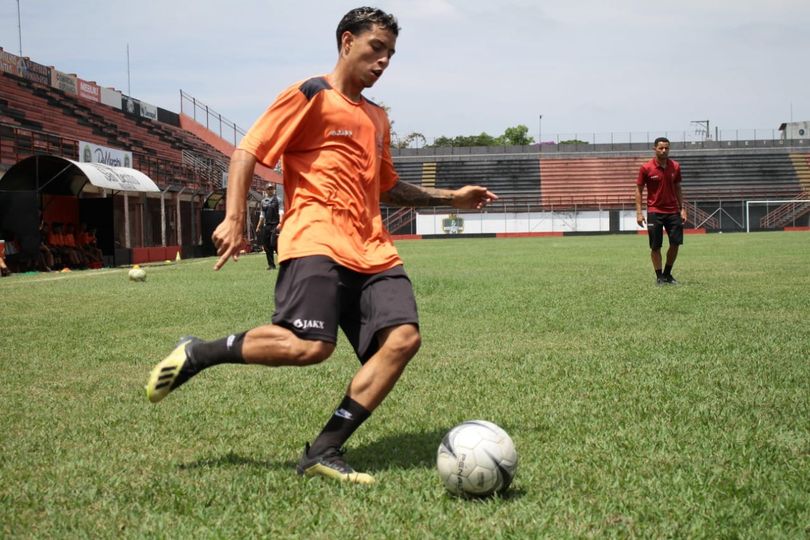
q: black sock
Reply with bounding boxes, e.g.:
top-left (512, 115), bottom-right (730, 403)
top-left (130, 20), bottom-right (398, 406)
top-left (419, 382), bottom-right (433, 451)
top-left (664, 264), bottom-right (673, 276)
top-left (187, 332), bottom-right (247, 371)
top-left (308, 395), bottom-right (371, 456)
top-left (655, 269), bottom-right (663, 278)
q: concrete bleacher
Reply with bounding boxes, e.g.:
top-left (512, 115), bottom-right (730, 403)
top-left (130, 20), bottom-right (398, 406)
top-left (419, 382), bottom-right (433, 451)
top-left (392, 156), bottom-right (542, 209)
top-left (1, 70), bottom-right (231, 186)
top-left (539, 156), bottom-right (645, 207)
top-left (393, 149), bottom-right (809, 211)
top-left (789, 153), bottom-right (810, 193)
top-left (677, 152), bottom-right (802, 201)
top-left (539, 152), bottom-right (804, 208)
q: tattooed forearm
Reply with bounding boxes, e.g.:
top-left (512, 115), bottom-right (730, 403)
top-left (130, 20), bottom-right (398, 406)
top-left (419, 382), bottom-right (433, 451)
top-left (381, 181), bottom-right (455, 208)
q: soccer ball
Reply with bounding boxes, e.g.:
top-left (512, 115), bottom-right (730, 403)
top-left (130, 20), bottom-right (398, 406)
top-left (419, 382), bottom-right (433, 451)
top-left (128, 266), bottom-right (146, 282)
top-left (436, 420), bottom-right (517, 498)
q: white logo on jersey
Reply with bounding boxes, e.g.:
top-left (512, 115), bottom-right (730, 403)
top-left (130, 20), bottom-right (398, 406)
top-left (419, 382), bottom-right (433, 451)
top-left (293, 319), bottom-right (325, 330)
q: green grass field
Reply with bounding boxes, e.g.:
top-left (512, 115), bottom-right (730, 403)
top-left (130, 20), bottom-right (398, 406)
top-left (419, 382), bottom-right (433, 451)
top-left (2, 232), bottom-right (809, 538)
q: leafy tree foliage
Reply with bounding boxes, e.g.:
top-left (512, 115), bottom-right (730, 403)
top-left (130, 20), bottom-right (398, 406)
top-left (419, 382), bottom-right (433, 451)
top-left (429, 124), bottom-right (535, 147)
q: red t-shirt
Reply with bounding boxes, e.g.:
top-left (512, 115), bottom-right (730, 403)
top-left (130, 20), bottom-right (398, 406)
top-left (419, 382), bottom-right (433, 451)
top-left (239, 76), bottom-right (401, 273)
top-left (48, 232), bottom-right (65, 247)
top-left (636, 158), bottom-right (682, 214)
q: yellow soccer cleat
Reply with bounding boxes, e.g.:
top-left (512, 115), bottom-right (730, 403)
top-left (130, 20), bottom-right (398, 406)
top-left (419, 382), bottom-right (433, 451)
top-left (145, 337), bottom-right (197, 403)
top-left (296, 444), bottom-right (375, 484)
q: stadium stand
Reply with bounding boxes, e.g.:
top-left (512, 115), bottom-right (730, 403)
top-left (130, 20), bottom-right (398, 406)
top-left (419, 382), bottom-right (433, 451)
top-left (538, 152), bottom-right (805, 207)
top-left (436, 158), bottom-right (541, 207)
top-left (1, 70), bottom-right (227, 188)
top-left (539, 156), bottom-right (644, 207)
top-left (677, 152), bottom-right (802, 201)
top-left (390, 146), bottom-right (810, 231)
top-left (0, 48), bottom-right (284, 267)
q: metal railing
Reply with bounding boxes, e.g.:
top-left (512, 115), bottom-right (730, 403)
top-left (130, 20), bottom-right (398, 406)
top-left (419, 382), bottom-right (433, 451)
top-left (393, 130), bottom-right (810, 155)
top-left (180, 90), bottom-right (246, 147)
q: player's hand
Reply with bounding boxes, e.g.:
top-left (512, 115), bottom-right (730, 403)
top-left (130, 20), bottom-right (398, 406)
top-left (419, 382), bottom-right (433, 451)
top-left (452, 186), bottom-right (498, 210)
top-left (212, 217), bottom-right (245, 271)
top-left (680, 208), bottom-right (688, 224)
top-left (636, 213), bottom-right (645, 227)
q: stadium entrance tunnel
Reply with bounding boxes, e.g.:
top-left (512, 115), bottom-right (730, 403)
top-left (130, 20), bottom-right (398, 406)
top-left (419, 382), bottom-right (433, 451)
top-left (0, 155), bottom-right (160, 266)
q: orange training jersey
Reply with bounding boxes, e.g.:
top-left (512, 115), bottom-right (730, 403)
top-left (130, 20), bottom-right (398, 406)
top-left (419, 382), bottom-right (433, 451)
top-left (48, 232), bottom-right (64, 247)
top-left (238, 76), bottom-right (401, 274)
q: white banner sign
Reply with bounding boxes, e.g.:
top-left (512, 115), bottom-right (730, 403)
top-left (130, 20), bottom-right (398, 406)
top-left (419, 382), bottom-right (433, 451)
top-left (79, 141), bottom-right (133, 168)
top-left (69, 160), bottom-right (159, 192)
top-left (100, 87), bottom-right (122, 110)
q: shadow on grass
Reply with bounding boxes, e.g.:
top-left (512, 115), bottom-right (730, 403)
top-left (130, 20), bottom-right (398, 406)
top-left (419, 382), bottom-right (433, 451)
top-left (177, 428), bottom-right (447, 473)
top-left (351, 428), bottom-right (447, 472)
top-left (178, 451), bottom-right (294, 472)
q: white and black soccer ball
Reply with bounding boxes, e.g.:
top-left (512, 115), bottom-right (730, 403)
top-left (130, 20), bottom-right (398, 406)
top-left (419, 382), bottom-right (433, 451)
top-left (436, 420), bottom-right (518, 498)
top-left (128, 266), bottom-right (146, 282)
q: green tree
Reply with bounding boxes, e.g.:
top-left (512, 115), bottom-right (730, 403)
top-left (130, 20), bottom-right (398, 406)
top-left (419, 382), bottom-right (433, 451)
top-left (558, 139), bottom-right (589, 145)
top-left (394, 132), bottom-right (427, 149)
top-left (429, 124), bottom-right (535, 147)
top-left (430, 132), bottom-right (499, 147)
top-left (500, 124), bottom-right (534, 146)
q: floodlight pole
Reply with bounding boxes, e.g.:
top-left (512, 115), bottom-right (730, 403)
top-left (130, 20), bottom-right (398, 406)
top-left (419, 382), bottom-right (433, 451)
top-left (16, 0), bottom-right (23, 56)
top-left (127, 44), bottom-right (131, 95)
top-left (538, 114), bottom-right (543, 145)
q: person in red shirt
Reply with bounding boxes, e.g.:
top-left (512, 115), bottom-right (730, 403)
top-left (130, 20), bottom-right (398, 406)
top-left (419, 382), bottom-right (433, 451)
top-left (48, 222), bottom-right (81, 268)
top-left (635, 137), bottom-right (688, 285)
top-left (146, 7), bottom-right (497, 484)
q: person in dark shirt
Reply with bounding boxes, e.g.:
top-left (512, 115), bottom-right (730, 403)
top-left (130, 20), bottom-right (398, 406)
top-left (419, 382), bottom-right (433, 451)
top-left (255, 185), bottom-right (280, 270)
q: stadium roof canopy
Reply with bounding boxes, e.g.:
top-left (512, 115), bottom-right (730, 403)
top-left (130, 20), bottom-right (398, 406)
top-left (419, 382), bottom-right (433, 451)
top-left (0, 155), bottom-right (160, 195)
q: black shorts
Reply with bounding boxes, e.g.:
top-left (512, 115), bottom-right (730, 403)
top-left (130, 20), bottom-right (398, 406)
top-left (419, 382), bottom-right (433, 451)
top-left (272, 255), bottom-right (419, 363)
top-left (647, 212), bottom-right (684, 249)
top-left (261, 225), bottom-right (278, 247)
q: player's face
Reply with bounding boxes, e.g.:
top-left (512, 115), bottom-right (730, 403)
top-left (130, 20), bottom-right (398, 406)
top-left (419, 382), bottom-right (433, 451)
top-left (343, 25), bottom-right (397, 89)
top-left (655, 142), bottom-right (670, 161)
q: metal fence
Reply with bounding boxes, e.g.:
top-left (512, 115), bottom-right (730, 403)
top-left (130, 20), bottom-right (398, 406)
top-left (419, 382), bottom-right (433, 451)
top-left (179, 90), bottom-right (246, 147)
top-left (381, 198), bottom-right (810, 235)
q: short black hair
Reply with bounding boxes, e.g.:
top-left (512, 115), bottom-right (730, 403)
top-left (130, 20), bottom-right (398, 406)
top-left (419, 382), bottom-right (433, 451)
top-left (654, 137), bottom-right (670, 147)
top-left (336, 7), bottom-right (400, 51)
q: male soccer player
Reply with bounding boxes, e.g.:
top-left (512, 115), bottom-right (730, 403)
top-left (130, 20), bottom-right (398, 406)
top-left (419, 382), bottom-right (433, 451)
top-left (145, 7), bottom-right (497, 484)
top-left (635, 137), bottom-right (688, 285)
top-left (255, 185), bottom-right (280, 269)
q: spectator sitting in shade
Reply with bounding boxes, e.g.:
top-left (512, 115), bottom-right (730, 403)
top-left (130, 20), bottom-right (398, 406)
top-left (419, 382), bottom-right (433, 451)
top-left (76, 223), bottom-right (102, 266)
top-left (49, 223), bottom-right (81, 268)
top-left (0, 238), bottom-right (9, 276)
top-left (39, 222), bottom-right (59, 270)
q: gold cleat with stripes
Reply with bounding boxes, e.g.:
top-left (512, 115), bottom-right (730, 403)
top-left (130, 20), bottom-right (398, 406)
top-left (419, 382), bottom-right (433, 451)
top-left (296, 444), bottom-right (375, 484)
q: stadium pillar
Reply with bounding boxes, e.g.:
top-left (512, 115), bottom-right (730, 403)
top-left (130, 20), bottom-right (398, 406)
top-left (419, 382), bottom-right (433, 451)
top-left (176, 187), bottom-right (185, 249)
top-left (160, 188), bottom-right (167, 247)
top-left (123, 192), bottom-right (130, 248)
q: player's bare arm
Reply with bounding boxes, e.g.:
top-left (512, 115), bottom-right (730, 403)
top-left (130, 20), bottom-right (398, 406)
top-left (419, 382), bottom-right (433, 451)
top-left (381, 181), bottom-right (498, 209)
top-left (676, 184), bottom-right (688, 222)
top-left (212, 149), bottom-right (257, 270)
top-left (635, 184), bottom-right (645, 227)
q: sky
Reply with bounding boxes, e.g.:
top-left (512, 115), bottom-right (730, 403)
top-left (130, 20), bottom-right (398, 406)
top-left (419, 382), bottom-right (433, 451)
top-left (1, 0), bottom-right (809, 144)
